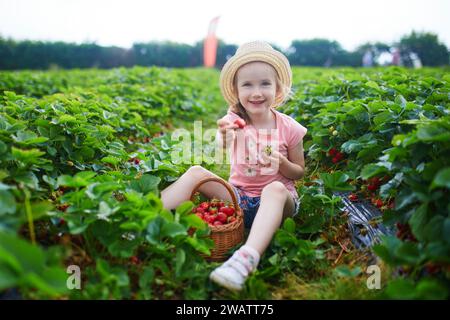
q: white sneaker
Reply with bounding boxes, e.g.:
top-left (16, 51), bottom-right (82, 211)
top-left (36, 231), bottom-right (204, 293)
top-left (209, 246), bottom-right (260, 291)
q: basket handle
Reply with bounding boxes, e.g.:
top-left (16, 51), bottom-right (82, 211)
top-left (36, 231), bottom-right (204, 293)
top-left (189, 177), bottom-right (239, 210)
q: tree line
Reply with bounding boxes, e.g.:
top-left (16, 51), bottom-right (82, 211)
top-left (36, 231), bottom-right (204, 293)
top-left (0, 31), bottom-right (448, 70)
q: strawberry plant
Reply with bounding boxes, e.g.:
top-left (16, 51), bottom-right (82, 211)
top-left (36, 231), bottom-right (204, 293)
top-left (280, 67), bottom-right (449, 299)
top-left (1, 66), bottom-right (448, 300)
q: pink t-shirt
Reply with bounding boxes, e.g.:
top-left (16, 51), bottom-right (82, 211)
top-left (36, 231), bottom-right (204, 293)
top-left (219, 108), bottom-right (307, 199)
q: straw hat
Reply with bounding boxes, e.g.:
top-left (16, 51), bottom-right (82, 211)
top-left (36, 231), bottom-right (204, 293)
top-left (219, 41), bottom-right (292, 107)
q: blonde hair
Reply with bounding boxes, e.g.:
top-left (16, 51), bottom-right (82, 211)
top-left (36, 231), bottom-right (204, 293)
top-left (229, 64), bottom-right (294, 124)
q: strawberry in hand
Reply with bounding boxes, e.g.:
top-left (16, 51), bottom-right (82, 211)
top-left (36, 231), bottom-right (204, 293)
top-left (234, 118), bottom-right (246, 129)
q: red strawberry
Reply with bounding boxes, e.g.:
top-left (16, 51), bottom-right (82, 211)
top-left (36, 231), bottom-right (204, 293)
top-left (58, 186), bottom-right (68, 195)
top-left (228, 216), bottom-right (237, 223)
top-left (425, 264), bottom-right (440, 275)
top-left (335, 152), bottom-right (344, 160)
top-left (375, 199), bottom-right (383, 208)
top-left (328, 148), bottom-right (337, 157)
top-left (370, 177), bottom-right (381, 187)
top-left (58, 204), bottom-right (69, 212)
top-left (234, 118), bottom-right (246, 129)
top-left (130, 256), bottom-right (139, 265)
top-left (348, 193), bottom-right (358, 202)
top-left (134, 158), bottom-right (140, 165)
top-left (332, 157), bottom-right (339, 163)
top-left (367, 184), bottom-right (378, 192)
top-left (208, 207), bottom-right (218, 215)
top-left (199, 202), bottom-right (209, 210)
top-left (219, 206), bottom-right (235, 216)
top-left (213, 221), bottom-right (223, 226)
top-left (217, 213), bottom-right (228, 223)
top-left (196, 207), bottom-right (205, 214)
top-left (396, 222), bottom-right (407, 231)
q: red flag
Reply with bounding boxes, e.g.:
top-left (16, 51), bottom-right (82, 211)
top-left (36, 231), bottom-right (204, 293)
top-left (204, 16), bottom-right (220, 68)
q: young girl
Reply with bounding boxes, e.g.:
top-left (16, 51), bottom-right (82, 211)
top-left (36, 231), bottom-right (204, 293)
top-left (160, 41), bottom-right (307, 291)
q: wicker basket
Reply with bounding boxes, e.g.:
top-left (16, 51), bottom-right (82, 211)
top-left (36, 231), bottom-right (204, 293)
top-left (190, 177), bottom-right (244, 261)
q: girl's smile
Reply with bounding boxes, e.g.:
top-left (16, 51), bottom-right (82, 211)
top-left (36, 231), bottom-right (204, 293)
top-left (248, 100), bottom-right (266, 107)
top-left (249, 100), bottom-right (265, 104)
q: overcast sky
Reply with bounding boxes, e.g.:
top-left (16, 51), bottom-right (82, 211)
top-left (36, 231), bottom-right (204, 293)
top-left (1, 0), bottom-right (449, 51)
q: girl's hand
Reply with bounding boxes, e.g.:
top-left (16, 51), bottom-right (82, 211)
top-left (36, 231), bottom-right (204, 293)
top-left (217, 119), bottom-right (238, 148)
top-left (217, 119), bottom-right (239, 143)
top-left (259, 149), bottom-right (286, 170)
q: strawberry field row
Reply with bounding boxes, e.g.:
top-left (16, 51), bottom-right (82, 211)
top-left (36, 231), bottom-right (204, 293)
top-left (0, 66), bottom-right (448, 299)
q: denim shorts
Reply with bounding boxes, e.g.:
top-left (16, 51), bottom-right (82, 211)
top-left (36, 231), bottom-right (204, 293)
top-left (231, 185), bottom-right (300, 229)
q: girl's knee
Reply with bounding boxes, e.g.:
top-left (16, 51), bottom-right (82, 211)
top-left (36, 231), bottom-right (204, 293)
top-left (187, 165), bottom-right (210, 179)
top-left (262, 181), bottom-right (288, 198)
